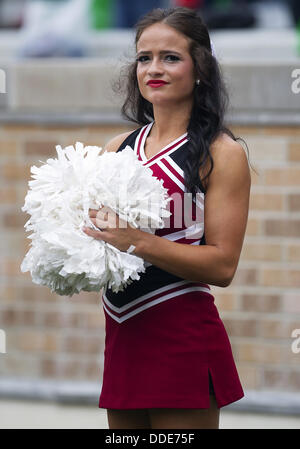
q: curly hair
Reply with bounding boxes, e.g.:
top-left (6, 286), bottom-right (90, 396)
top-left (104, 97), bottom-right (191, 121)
top-left (113, 7), bottom-right (250, 200)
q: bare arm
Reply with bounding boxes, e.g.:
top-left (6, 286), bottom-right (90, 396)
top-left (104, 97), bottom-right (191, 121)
top-left (133, 135), bottom-right (251, 287)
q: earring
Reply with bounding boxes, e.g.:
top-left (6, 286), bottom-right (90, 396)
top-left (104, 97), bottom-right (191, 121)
top-left (196, 79), bottom-right (200, 85)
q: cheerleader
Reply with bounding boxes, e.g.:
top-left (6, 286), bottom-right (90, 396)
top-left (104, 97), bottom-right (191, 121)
top-left (83, 7), bottom-right (251, 429)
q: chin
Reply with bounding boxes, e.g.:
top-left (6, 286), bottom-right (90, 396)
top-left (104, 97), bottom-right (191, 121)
top-left (149, 97), bottom-right (173, 106)
top-left (147, 91), bottom-right (175, 100)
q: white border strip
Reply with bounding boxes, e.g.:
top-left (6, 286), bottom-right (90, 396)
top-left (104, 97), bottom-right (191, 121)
top-left (103, 285), bottom-right (212, 323)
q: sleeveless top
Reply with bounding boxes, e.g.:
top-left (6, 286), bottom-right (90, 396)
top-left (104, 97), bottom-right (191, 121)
top-left (102, 121), bottom-right (213, 323)
top-left (98, 121), bottom-right (245, 410)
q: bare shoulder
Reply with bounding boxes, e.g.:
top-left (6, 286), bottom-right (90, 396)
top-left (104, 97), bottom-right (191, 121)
top-left (211, 132), bottom-right (249, 174)
top-left (103, 129), bottom-right (137, 153)
top-left (207, 132), bottom-right (251, 189)
top-left (211, 132), bottom-right (247, 164)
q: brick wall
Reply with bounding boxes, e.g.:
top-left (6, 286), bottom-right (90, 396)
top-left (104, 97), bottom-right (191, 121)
top-left (0, 121), bottom-right (299, 393)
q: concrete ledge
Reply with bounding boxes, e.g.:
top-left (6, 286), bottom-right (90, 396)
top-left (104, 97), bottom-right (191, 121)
top-left (226, 110), bottom-right (300, 126)
top-left (0, 110), bottom-right (300, 127)
top-left (0, 377), bottom-right (100, 405)
top-left (8, 58), bottom-right (124, 112)
top-left (0, 377), bottom-right (299, 415)
top-left (0, 111), bottom-right (131, 126)
top-left (0, 29), bottom-right (299, 125)
top-left (0, 58), bottom-right (299, 125)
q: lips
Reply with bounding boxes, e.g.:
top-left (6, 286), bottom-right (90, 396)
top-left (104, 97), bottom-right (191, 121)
top-left (147, 80), bottom-right (168, 88)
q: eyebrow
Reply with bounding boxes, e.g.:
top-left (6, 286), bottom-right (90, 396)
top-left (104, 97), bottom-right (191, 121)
top-left (136, 50), bottom-right (182, 56)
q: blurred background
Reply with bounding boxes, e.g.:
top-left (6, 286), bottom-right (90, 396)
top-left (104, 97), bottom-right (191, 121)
top-left (0, 0), bottom-right (300, 429)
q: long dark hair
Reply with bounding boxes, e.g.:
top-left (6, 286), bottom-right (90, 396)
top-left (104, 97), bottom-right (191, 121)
top-left (113, 7), bottom-right (250, 200)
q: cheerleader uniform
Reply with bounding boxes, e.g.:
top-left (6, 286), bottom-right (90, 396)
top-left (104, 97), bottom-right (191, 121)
top-left (98, 121), bottom-right (244, 410)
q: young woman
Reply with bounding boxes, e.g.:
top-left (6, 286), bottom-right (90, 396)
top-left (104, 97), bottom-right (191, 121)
top-left (83, 7), bottom-right (251, 429)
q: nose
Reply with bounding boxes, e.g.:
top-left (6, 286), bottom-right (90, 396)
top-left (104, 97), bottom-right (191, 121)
top-left (147, 57), bottom-right (164, 76)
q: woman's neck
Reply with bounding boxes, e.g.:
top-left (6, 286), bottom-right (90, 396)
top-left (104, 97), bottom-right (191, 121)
top-left (151, 103), bottom-right (192, 142)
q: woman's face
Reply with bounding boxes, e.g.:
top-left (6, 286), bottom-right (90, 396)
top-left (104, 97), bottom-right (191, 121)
top-left (136, 22), bottom-right (196, 107)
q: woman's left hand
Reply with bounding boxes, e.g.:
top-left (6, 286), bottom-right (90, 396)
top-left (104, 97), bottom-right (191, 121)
top-left (82, 206), bottom-right (137, 253)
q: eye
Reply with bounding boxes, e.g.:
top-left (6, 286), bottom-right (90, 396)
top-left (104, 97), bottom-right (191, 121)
top-left (136, 54), bottom-right (180, 63)
top-left (136, 56), bottom-right (149, 63)
top-left (165, 55), bottom-right (180, 62)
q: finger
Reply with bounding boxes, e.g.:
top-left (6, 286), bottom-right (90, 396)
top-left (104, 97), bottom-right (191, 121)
top-left (89, 208), bottom-right (102, 218)
top-left (96, 210), bottom-right (107, 220)
top-left (96, 206), bottom-right (113, 218)
top-left (87, 218), bottom-right (108, 231)
top-left (90, 217), bottom-right (107, 229)
top-left (95, 217), bottom-right (110, 229)
top-left (90, 217), bottom-right (97, 227)
top-left (97, 214), bottom-right (119, 229)
top-left (83, 226), bottom-right (106, 240)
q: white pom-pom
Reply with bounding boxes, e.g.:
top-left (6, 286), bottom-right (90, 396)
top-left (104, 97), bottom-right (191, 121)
top-left (20, 142), bottom-right (171, 296)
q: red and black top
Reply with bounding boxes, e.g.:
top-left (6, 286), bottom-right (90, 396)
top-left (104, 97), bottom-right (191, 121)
top-left (98, 122), bottom-right (244, 409)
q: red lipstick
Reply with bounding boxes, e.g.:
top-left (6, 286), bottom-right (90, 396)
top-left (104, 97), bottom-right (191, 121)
top-left (147, 80), bottom-right (168, 88)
